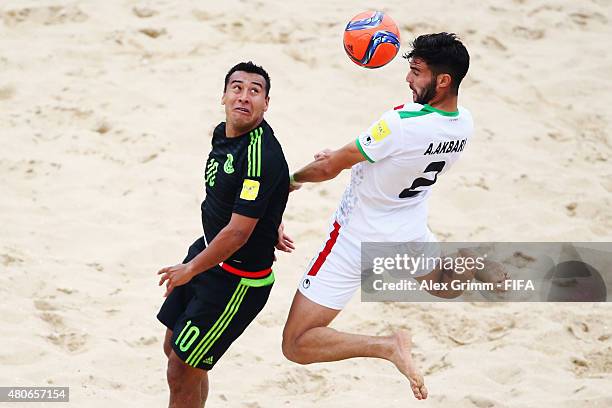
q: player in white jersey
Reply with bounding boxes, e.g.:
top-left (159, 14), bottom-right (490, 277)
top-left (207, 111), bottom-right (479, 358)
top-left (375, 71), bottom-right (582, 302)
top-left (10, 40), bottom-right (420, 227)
top-left (282, 33), bottom-right (505, 401)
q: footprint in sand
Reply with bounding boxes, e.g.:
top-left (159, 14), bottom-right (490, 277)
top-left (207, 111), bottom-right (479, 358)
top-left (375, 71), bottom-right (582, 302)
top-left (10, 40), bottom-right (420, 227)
top-left (481, 36), bottom-right (507, 52)
top-left (486, 365), bottom-right (524, 385)
top-left (264, 367), bottom-right (334, 399)
top-left (0, 85), bottom-right (16, 100)
top-left (126, 336), bottom-right (158, 347)
top-left (465, 395), bottom-right (504, 408)
top-left (45, 332), bottom-right (88, 353)
top-left (512, 26), bottom-right (545, 40)
top-left (569, 11), bottom-right (608, 28)
top-left (571, 346), bottom-right (612, 377)
top-left (424, 353), bottom-right (453, 375)
top-left (133, 7), bottom-right (158, 18)
top-left (2, 5), bottom-right (87, 27)
top-left (36, 299), bottom-right (88, 352)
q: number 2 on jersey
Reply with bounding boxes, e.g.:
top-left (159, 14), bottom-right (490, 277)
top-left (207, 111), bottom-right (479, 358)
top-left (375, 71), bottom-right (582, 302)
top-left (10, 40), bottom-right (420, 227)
top-left (399, 161), bottom-right (446, 198)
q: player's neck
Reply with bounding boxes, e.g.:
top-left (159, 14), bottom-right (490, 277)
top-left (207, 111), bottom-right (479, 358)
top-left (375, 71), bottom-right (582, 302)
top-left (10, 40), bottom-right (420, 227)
top-left (426, 94), bottom-right (458, 113)
top-left (225, 123), bottom-right (241, 138)
top-left (225, 118), bottom-right (264, 138)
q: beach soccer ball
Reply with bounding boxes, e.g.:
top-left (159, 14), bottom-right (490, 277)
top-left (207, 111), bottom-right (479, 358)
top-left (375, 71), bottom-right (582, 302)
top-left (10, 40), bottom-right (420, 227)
top-left (343, 10), bottom-right (400, 68)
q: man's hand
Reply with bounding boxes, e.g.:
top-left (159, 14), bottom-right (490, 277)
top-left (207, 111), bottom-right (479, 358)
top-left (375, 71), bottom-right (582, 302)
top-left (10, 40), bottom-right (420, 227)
top-left (275, 222), bottom-right (295, 253)
top-left (158, 263), bottom-right (196, 297)
top-left (314, 149), bottom-right (332, 161)
top-left (289, 179), bottom-right (302, 193)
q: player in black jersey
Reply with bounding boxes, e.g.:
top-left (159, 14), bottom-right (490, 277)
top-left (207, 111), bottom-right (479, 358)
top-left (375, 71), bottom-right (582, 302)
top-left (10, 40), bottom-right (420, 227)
top-left (156, 62), bottom-right (291, 408)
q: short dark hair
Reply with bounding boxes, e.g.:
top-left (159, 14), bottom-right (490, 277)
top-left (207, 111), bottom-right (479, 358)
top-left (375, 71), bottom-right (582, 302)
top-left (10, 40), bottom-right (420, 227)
top-left (403, 33), bottom-right (469, 94)
top-left (224, 61), bottom-right (271, 96)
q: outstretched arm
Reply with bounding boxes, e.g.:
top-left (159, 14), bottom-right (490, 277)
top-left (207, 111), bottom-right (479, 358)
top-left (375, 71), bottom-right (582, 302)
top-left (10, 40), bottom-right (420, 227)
top-left (292, 140), bottom-right (366, 184)
top-left (158, 213), bottom-right (258, 296)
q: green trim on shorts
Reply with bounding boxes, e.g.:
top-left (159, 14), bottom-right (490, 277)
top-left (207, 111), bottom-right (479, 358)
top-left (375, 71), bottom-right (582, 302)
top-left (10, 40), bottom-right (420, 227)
top-left (185, 283), bottom-right (249, 367)
top-left (240, 271), bottom-right (275, 287)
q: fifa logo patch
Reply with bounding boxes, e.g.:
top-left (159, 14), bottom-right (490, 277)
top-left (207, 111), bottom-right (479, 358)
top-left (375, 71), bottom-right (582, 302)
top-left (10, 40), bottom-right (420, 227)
top-left (371, 119), bottom-right (391, 142)
top-left (240, 179), bottom-right (260, 200)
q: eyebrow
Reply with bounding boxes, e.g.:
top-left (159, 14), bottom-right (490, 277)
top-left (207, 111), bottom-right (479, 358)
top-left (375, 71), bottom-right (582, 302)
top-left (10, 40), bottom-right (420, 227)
top-left (230, 79), bottom-right (263, 88)
top-left (410, 65), bottom-right (421, 71)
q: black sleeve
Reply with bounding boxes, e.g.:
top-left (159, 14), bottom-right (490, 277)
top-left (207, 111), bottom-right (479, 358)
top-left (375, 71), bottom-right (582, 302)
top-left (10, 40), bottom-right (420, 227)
top-left (232, 143), bottom-right (284, 219)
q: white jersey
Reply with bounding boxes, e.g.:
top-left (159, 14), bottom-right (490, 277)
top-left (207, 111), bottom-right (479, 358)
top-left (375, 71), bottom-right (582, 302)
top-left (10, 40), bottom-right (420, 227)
top-left (334, 102), bottom-right (474, 241)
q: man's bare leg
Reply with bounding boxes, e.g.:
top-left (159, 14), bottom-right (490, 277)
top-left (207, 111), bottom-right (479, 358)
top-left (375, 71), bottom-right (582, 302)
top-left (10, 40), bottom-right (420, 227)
top-left (164, 329), bottom-right (208, 407)
top-left (282, 291), bottom-right (427, 400)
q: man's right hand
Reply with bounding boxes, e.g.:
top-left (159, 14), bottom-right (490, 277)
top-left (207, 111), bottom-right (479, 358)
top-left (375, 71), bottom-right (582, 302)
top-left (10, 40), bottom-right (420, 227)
top-left (314, 149), bottom-right (332, 161)
top-left (289, 180), bottom-right (302, 192)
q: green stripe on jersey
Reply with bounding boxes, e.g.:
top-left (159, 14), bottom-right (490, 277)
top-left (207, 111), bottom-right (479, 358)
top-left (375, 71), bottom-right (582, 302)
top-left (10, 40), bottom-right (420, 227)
top-left (247, 127), bottom-right (263, 177)
top-left (422, 104), bottom-right (459, 117)
top-left (398, 104), bottom-right (459, 119)
top-left (256, 128), bottom-right (262, 177)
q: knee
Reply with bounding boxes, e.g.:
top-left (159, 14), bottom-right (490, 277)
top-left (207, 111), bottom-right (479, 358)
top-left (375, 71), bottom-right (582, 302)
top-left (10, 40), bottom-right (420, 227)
top-left (166, 354), bottom-right (191, 391)
top-left (163, 341), bottom-right (172, 358)
top-left (281, 333), bottom-right (308, 365)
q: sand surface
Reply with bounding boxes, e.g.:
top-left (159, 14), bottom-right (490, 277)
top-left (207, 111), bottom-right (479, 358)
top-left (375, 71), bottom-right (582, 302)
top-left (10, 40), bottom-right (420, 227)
top-left (1, 0), bottom-right (611, 406)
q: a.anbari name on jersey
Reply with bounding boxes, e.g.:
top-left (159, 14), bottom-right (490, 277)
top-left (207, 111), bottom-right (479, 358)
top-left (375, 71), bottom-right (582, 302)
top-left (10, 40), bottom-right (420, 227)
top-left (424, 138), bottom-right (467, 155)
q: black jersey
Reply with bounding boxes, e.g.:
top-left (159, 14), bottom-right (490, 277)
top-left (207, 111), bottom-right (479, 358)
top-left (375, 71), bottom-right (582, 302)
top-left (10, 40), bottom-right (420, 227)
top-left (200, 119), bottom-right (289, 274)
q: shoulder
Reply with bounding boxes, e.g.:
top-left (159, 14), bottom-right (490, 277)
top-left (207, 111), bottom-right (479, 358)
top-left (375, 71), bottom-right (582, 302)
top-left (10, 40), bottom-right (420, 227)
top-left (213, 122), bottom-right (226, 137)
top-left (393, 102), bottom-right (424, 113)
top-left (458, 106), bottom-right (473, 119)
top-left (457, 106), bottom-right (474, 128)
top-left (255, 121), bottom-right (288, 174)
top-left (373, 105), bottom-right (409, 130)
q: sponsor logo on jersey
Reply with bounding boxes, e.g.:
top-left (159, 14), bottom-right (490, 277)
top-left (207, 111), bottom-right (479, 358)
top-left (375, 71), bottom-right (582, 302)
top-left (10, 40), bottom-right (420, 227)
top-left (205, 158), bottom-right (219, 187)
top-left (371, 119), bottom-right (391, 142)
top-left (424, 138), bottom-right (467, 155)
top-left (240, 179), bottom-right (260, 200)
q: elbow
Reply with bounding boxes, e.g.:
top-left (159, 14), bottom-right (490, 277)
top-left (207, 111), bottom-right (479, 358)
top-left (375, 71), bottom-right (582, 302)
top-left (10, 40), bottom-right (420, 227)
top-left (227, 228), bottom-right (250, 248)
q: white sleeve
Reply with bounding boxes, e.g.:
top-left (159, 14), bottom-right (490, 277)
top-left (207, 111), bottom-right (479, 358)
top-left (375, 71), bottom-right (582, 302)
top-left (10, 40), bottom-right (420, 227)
top-left (356, 110), bottom-right (402, 163)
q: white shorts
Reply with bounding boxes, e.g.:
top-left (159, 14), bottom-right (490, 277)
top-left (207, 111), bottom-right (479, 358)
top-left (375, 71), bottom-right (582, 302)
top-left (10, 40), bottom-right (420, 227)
top-left (298, 220), bottom-right (437, 310)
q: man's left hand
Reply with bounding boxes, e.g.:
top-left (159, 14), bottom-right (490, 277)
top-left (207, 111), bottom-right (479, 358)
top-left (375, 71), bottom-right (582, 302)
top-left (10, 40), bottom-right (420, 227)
top-left (158, 263), bottom-right (196, 297)
top-left (276, 222), bottom-right (295, 253)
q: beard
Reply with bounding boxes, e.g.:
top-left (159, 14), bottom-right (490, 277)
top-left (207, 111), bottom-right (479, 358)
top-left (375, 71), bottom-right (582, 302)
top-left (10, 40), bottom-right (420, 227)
top-left (412, 76), bottom-right (437, 105)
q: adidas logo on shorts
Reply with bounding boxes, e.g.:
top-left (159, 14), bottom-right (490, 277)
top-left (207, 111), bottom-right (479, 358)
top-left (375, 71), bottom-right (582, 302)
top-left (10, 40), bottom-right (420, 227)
top-left (203, 356), bottom-right (214, 365)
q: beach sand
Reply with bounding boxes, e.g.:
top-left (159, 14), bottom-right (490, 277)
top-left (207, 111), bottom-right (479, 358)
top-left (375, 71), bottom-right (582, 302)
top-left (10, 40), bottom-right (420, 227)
top-left (1, 0), bottom-right (611, 406)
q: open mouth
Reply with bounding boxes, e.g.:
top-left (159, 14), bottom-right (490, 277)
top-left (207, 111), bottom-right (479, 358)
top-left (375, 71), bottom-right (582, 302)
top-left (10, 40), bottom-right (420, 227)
top-left (234, 107), bottom-right (250, 115)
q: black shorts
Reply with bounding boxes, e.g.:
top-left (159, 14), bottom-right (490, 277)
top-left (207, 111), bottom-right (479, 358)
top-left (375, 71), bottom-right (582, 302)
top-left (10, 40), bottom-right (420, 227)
top-left (157, 237), bottom-right (274, 370)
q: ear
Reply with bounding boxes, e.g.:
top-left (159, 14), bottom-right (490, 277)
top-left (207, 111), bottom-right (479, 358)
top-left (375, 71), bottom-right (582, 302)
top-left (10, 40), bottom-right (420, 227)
top-left (221, 92), bottom-right (226, 105)
top-left (263, 96), bottom-right (269, 112)
top-left (437, 73), bottom-right (452, 90)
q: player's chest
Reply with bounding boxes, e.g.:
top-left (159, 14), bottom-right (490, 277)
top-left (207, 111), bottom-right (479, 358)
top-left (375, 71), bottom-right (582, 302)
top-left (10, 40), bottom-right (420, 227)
top-left (203, 142), bottom-right (248, 193)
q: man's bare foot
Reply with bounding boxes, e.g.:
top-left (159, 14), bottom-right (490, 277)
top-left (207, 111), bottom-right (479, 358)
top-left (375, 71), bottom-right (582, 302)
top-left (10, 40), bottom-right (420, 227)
top-left (389, 331), bottom-right (428, 400)
top-left (475, 260), bottom-right (509, 292)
